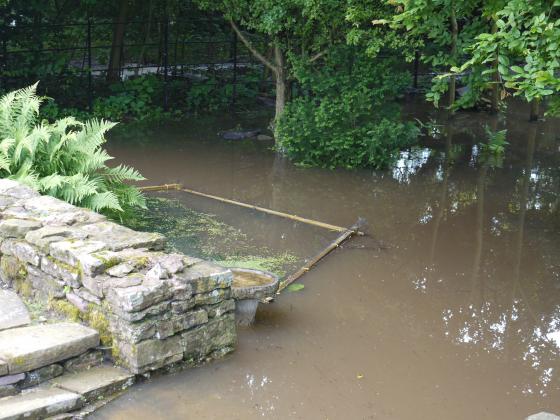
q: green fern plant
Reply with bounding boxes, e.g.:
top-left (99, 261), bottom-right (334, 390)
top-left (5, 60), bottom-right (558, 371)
top-left (0, 83), bottom-right (146, 215)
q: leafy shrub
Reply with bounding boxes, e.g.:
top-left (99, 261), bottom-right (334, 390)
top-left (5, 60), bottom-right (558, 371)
top-left (0, 83), bottom-right (146, 215)
top-left (276, 49), bottom-right (419, 169)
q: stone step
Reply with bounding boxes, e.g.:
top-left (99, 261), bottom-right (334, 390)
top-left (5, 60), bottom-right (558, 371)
top-left (0, 290), bottom-right (30, 332)
top-left (0, 323), bottom-right (99, 375)
top-left (51, 365), bottom-right (134, 402)
top-left (0, 386), bottom-right (83, 420)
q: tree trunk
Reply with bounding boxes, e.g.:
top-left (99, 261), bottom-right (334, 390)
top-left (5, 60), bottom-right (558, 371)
top-left (107, 0), bottom-right (129, 82)
top-left (273, 44), bottom-right (287, 124)
top-left (529, 99), bottom-right (540, 121)
top-left (448, 5), bottom-right (458, 112)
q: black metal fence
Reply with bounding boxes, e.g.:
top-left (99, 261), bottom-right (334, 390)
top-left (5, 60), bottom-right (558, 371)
top-left (0, 11), bottom-right (429, 114)
top-left (0, 13), bottom-right (271, 112)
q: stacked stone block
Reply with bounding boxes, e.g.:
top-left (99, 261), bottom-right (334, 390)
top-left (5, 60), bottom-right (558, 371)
top-left (0, 179), bottom-right (236, 374)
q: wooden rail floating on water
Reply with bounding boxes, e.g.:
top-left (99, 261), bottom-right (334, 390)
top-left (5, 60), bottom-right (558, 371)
top-left (140, 183), bottom-right (364, 292)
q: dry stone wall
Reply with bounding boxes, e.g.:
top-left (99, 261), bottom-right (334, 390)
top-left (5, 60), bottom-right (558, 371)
top-left (0, 179), bottom-right (236, 374)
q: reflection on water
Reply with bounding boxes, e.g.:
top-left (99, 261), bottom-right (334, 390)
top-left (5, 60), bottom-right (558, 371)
top-left (96, 100), bottom-right (560, 419)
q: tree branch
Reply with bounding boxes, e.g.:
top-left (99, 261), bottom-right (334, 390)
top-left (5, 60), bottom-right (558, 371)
top-left (229, 20), bottom-right (277, 74)
top-left (309, 50), bottom-right (328, 63)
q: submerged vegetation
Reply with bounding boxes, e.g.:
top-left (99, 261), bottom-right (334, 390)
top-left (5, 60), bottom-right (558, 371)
top-left (125, 196), bottom-right (300, 277)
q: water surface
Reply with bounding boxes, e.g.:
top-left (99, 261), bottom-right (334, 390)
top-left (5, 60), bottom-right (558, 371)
top-left (95, 100), bottom-right (560, 419)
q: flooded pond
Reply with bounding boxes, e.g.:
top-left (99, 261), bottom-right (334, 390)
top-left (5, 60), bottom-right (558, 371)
top-left (94, 99), bottom-right (560, 419)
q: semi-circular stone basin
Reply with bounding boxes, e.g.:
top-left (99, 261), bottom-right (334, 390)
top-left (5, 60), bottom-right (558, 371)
top-left (230, 268), bottom-right (280, 326)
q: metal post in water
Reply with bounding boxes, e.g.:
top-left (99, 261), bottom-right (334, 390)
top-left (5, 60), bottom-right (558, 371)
top-left (163, 1), bottom-right (169, 111)
top-left (413, 51), bottom-right (420, 90)
top-left (87, 16), bottom-right (93, 112)
top-left (231, 29), bottom-right (238, 109)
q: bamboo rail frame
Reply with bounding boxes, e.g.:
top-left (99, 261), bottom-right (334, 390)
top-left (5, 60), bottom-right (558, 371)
top-left (278, 225), bottom-right (358, 292)
top-left (139, 183), bottom-right (364, 292)
top-left (140, 183), bottom-right (349, 233)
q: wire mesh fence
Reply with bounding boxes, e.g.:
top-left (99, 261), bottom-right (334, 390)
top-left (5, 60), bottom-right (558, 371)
top-left (0, 5), bottom-right (431, 114)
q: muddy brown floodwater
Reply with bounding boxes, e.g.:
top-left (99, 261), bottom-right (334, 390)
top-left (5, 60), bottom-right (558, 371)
top-left (95, 99), bottom-right (560, 419)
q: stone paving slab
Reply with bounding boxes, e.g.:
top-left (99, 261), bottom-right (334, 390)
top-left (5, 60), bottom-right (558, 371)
top-left (0, 290), bottom-right (31, 332)
top-left (0, 386), bottom-right (83, 420)
top-left (51, 365), bottom-right (134, 402)
top-left (0, 323), bottom-right (99, 374)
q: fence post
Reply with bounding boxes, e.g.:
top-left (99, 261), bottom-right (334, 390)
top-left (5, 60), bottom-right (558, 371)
top-left (231, 29), bottom-right (238, 108)
top-left (163, 5), bottom-right (169, 111)
top-left (413, 51), bottom-right (420, 90)
top-left (87, 17), bottom-right (93, 112)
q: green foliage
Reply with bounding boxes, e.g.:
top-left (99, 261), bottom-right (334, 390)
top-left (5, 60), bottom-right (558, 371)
top-left (0, 84), bottom-right (146, 215)
top-left (454, 1), bottom-right (560, 109)
top-left (480, 126), bottom-right (508, 167)
top-left (390, 0), bottom-right (487, 108)
top-left (276, 50), bottom-right (419, 169)
top-left (285, 283), bottom-right (305, 292)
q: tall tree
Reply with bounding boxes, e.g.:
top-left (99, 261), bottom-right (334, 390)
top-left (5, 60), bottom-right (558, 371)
top-left (195, 0), bottom-right (349, 125)
top-left (107, 0), bottom-right (130, 82)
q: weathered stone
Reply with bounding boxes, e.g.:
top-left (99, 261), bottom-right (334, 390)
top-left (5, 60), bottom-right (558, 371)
top-left (155, 309), bottom-right (208, 339)
top-left (0, 196), bottom-right (17, 211)
top-left (26, 265), bottom-right (66, 300)
top-left (49, 240), bottom-right (107, 275)
top-left (157, 254), bottom-right (185, 274)
top-left (23, 195), bottom-right (104, 226)
top-left (19, 364), bottom-right (64, 389)
top-left (63, 350), bottom-right (104, 373)
top-left (193, 288), bottom-right (231, 306)
top-left (0, 179), bottom-right (38, 200)
top-left (51, 365), bottom-right (134, 402)
top-left (25, 226), bottom-right (88, 252)
top-left (0, 219), bottom-right (42, 239)
top-left (65, 293), bottom-right (89, 313)
top-left (0, 373), bottom-right (25, 386)
top-left (177, 261), bottom-right (232, 294)
top-left (204, 299), bottom-right (236, 318)
top-left (107, 278), bottom-right (171, 313)
top-left (0, 240), bottom-right (40, 266)
top-left (110, 317), bottom-right (156, 344)
top-left (171, 300), bottom-right (195, 314)
top-left (110, 300), bottom-right (170, 323)
top-left (80, 222), bottom-right (166, 251)
top-left (145, 263), bottom-right (169, 281)
top-left (101, 274), bottom-right (144, 296)
top-left (0, 323), bottom-right (99, 374)
top-left (75, 288), bottom-right (101, 306)
top-left (182, 313), bottom-right (236, 360)
top-left (116, 335), bottom-right (183, 374)
top-left (0, 386), bottom-right (83, 420)
top-left (41, 256), bottom-right (81, 288)
top-left (0, 384), bottom-right (17, 398)
top-left (168, 277), bottom-right (193, 301)
top-left (0, 290), bottom-right (31, 331)
top-left (0, 256), bottom-right (21, 286)
top-left (0, 360), bottom-right (7, 376)
top-left (106, 261), bottom-right (135, 277)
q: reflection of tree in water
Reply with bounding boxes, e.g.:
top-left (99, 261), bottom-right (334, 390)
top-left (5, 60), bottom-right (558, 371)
top-left (435, 123), bottom-right (560, 398)
top-left (393, 114), bottom-right (560, 398)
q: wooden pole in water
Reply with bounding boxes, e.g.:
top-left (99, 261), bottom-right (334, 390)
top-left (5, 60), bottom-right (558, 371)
top-left (278, 219), bottom-right (362, 292)
top-left (139, 183), bottom-right (356, 232)
top-left (179, 187), bottom-right (349, 233)
top-left (139, 183), bottom-right (183, 192)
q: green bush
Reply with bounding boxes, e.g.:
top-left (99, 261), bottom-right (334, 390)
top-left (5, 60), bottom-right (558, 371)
top-left (276, 49), bottom-right (419, 169)
top-left (0, 83), bottom-right (146, 216)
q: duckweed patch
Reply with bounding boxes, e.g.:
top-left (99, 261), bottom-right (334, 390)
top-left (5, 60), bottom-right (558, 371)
top-left (125, 197), bottom-right (300, 277)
